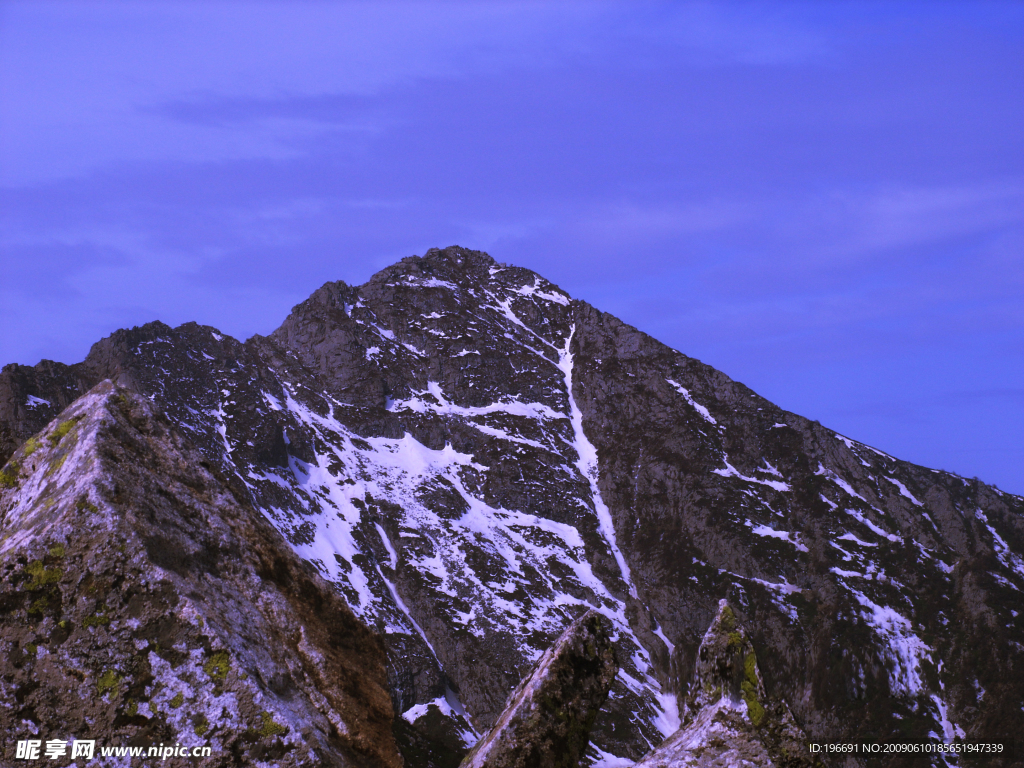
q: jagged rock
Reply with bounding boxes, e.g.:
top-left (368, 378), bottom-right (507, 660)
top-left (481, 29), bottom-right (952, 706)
top-left (634, 601), bottom-right (813, 768)
top-left (1, 246), bottom-right (1022, 765)
top-left (460, 610), bottom-right (618, 768)
top-left (0, 383), bottom-right (402, 767)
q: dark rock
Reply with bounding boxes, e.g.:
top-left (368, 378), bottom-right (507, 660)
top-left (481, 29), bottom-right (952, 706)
top-left (460, 610), bottom-right (617, 768)
top-left (635, 600), bottom-right (815, 768)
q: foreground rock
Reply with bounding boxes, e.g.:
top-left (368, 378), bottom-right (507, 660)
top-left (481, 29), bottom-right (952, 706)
top-left (0, 383), bottom-right (401, 767)
top-left (635, 600), bottom-right (813, 768)
top-left (460, 610), bottom-right (617, 768)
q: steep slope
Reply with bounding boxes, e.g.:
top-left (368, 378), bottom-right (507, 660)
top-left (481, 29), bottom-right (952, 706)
top-left (0, 382), bottom-right (401, 767)
top-left (2, 246), bottom-right (1022, 766)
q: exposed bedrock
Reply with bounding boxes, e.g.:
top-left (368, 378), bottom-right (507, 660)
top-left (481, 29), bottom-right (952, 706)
top-left (635, 600), bottom-right (815, 768)
top-left (460, 610), bottom-right (618, 768)
top-left (0, 384), bottom-right (401, 767)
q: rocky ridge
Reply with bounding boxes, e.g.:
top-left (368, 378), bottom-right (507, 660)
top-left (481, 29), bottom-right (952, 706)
top-left (0, 383), bottom-right (400, 767)
top-left (634, 600), bottom-right (813, 768)
top-left (462, 610), bottom-right (618, 768)
top-left (2, 246), bottom-right (1023, 766)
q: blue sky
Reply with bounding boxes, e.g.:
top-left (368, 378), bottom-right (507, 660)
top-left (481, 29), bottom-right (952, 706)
top-left (1, 1), bottom-right (1022, 493)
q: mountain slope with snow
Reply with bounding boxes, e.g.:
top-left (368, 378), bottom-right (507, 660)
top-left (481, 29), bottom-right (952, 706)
top-left (2, 246), bottom-right (1022, 766)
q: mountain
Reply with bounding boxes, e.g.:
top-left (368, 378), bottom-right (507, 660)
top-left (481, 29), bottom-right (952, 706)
top-left (2, 246), bottom-right (1023, 766)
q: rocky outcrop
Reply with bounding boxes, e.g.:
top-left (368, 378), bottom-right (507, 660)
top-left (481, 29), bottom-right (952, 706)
top-left (635, 600), bottom-right (813, 768)
top-left (0, 383), bottom-right (401, 767)
top-left (460, 610), bottom-right (617, 768)
top-left (1, 246), bottom-right (1022, 765)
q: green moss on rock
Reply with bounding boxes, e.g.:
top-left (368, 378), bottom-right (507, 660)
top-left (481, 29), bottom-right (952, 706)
top-left (76, 496), bottom-right (98, 513)
top-left (741, 651), bottom-right (766, 727)
top-left (0, 462), bottom-right (21, 488)
top-left (256, 711), bottom-right (287, 738)
top-left (48, 416), bottom-right (82, 447)
top-left (97, 669), bottom-right (120, 698)
top-left (719, 604), bottom-right (736, 629)
top-left (194, 715), bottom-right (209, 736)
top-left (744, 651), bottom-right (757, 683)
top-left (45, 451), bottom-right (69, 477)
top-left (28, 596), bottom-right (49, 615)
top-left (83, 611), bottom-right (111, 628)
top-left (203, 650), bottom-right (230, 683)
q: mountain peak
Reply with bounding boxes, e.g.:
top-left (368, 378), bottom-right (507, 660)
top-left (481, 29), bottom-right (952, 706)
top-left (420, 245), bottom-right (497, 270)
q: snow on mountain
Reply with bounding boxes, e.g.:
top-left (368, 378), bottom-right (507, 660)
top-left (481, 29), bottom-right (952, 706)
top-left (2, 246), bottom-right (1023, 765)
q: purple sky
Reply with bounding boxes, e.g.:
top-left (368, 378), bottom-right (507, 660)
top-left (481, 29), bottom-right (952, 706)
top-left (2, 2), bottom-right (1022, 493)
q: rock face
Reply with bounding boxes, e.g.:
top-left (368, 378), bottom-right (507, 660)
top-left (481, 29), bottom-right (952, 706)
top-left (0, 383), bottom-right (401, 767)
top-left (635, 600), bottom-right (813, 768)
top-left (1, 245), bottom-right (1023, 765)
top-left (461, 610), bottom-right (617, 768)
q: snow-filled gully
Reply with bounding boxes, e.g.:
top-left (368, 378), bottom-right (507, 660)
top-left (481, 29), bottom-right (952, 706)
top-left (558, 326), bottom-right (638, 601)
top-left (245, 304), bottom-right (682, 755)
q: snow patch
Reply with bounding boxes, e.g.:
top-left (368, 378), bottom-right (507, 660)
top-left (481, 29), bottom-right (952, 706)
top-left (976, 508), bottom-right (1024, 581)
top-left (402, 696), bottom-right (454, 723)
top-left (513, 277), bottom-right (570, 305)
top-left (652, 686), bottom-right (681, 738)
top-left (930, 695), bottom-right (966, 742)
top-left (846, 586), bottom-right (931, 696)
top-left (816, 463), bottom-right (868, 503)
top-left (884, 476), bottom-right (923, 506)
top-left (419, 277), bottom-right (458, 290)
top-left (714, 459), bottom-right (790, 492)
top-left (748, 523), bottom-right (808, 552)
top-left (588, 744), bottom-right (634, 768)
top-left (665, 379), bottom-right (717, 426)
top-left (844, 507), bottom-right (901, 543)
top-left (559, 328), bottom-right (637, 599)
top-left (837, 532), bottom-right (878, 548)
